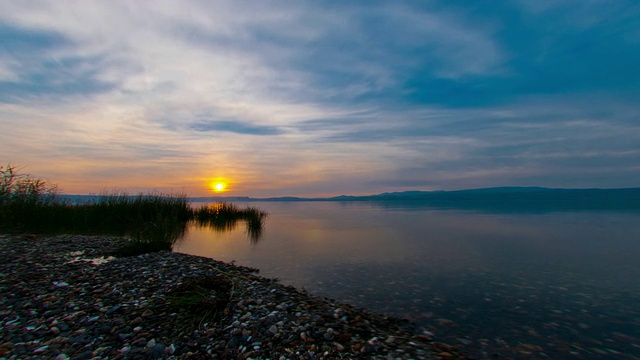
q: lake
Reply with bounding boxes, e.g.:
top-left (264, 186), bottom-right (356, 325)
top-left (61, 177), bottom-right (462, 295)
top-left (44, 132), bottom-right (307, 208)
top-left (174, 201), bottom-right (640, 359)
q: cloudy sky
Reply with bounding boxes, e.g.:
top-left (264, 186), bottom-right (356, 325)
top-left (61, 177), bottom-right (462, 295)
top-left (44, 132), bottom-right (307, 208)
top-left (1, 1), bottom-right (639, 197)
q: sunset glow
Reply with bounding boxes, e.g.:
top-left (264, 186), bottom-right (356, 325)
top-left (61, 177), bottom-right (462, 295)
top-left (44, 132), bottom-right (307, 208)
top-left (1, 2), bottom-right (638, 197)
top-left (209, 180), bottom-right (228, 193)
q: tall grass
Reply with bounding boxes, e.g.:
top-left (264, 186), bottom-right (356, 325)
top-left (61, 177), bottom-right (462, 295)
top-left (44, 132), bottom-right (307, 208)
top-left (0, 165), bottom-right (267, 255)
top-left (192, 202), bottom-right (267, 243)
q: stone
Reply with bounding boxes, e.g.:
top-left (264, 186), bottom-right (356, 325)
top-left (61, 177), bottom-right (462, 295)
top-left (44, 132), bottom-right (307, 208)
top-left (33, 345), bottom-right (49, 354)
top-left (0, 234), bottom-right (480, 360)
top-left (72, 351), bottom-right (94, 360)
top-left (268, 325), bottom-right (278, 335)
top-left (151, 344), bottom-right (166, 358)
top-left (105, 304), bottom-right (122, 315)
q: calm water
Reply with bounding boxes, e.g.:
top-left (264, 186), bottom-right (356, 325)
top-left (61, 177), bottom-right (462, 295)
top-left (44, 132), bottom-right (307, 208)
top-left (174, 202), bottom-right (640, 359)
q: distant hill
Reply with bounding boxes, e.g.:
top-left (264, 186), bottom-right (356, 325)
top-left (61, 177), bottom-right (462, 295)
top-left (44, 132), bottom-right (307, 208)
top-left (60, 187), bottom-right (640, 212)
top-left (188, 187), bottom-right (640, 212)
top-left (365, 187), bottom-right (640, 211)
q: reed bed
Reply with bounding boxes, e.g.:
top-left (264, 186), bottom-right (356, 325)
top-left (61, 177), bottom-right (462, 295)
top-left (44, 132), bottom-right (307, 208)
top-left (0, 165), bottom-right (266, 256)
top-left (192, 202), bottom-right (267, 243)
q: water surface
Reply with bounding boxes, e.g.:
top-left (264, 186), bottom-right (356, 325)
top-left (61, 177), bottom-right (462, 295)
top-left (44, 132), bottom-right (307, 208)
top-left (174, 201), bottom-right (640, 359)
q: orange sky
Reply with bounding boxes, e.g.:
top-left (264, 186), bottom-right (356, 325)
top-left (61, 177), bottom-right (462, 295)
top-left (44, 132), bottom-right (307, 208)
top-left (2, 2), bottom-right (639, 197)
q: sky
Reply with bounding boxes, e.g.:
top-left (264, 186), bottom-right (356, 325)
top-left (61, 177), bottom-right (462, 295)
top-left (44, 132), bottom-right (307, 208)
top-left (1, 1), bottom-right (639, 197)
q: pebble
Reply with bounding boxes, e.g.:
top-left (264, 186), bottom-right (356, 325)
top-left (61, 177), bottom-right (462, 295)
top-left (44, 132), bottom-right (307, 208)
top-left (33, 345), bottom-right (48, 353)
top-left (0, 234), bottom-right (468, 359)
top-left (105, 304), bottom-right (122, 315)
top-left (268, 325), bottom-right (278, 335)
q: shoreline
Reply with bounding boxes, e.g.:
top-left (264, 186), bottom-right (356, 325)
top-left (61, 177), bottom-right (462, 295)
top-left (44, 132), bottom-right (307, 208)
top-left (0, 234), bottom-right (467, 359)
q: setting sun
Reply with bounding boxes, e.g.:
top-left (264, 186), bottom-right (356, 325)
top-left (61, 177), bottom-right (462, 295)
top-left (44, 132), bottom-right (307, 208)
top-left (208, 178), bottom-right (231, 193)
top-left (213, 182), bottom-right (226, 192)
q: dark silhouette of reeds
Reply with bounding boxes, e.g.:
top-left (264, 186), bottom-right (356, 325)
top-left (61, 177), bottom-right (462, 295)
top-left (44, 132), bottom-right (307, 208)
top-left (192, 202), bottom-right (267, 244)
top-left (0, 164), bottom-right (267, 255)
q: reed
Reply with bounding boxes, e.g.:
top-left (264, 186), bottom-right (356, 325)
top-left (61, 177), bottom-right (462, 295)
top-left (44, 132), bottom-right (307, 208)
top-left (192, 202), bottom-right (267, 242)
top-left (0, 165), bottom-right (267, 255)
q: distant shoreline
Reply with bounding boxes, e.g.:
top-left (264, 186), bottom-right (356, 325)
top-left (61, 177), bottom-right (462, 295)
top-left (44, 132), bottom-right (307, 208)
top-left (59, 187), bottom-right (640, 213)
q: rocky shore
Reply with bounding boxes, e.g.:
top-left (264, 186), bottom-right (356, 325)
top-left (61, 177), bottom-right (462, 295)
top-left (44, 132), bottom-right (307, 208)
top-left (0, 234), bottom-right (468, 359)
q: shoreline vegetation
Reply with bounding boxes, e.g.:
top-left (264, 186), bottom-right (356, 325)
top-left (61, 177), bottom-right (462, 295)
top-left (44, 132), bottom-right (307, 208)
top-left (0, 165), bottom-right (468, 358)
top-left (0, 165), bottom-right (267, 256)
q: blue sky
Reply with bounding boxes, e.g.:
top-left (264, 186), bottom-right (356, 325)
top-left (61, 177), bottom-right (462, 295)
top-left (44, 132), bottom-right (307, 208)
top-left (1, 1), bottom-right (639, 196)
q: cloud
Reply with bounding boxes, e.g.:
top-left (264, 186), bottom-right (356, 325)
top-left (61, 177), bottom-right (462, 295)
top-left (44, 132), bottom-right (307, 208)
top-left (0, 1), bottom-right (638, 196)
top-left (2, 1), bottom-right (507, 103)
top-left (190, 120), bottom-right (284, 136)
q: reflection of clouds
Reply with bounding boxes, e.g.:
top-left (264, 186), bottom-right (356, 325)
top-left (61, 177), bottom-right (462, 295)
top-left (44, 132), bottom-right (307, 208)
top-left (175, 202), bottom-right (503, 284)
top-left (175, 202), bottom-right (640, 294)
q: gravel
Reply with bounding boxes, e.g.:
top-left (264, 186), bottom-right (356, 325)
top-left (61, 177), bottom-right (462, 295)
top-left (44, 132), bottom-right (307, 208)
top-left (0, 234), bottom-right (468, 359)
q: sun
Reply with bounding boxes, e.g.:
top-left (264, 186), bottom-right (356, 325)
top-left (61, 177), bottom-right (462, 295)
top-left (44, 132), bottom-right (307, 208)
top-left (208, 178), bottom-right (231, 193)
top-left (213, 182), bottom-right (226, 192)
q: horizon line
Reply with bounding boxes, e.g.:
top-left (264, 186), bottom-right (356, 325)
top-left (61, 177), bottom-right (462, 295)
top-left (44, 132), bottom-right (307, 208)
top-left (58, 185), bottom-right (640, 200)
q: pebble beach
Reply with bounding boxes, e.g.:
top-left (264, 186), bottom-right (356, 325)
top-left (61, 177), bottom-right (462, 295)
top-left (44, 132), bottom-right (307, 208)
top-left (0, 234), bottom-right (467, 359)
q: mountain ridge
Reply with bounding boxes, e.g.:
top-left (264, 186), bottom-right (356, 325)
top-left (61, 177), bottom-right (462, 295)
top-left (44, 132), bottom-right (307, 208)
top-left (60, 186), bottom-right (640, 202)
top-left (59, 187), bottom-right (640, 212)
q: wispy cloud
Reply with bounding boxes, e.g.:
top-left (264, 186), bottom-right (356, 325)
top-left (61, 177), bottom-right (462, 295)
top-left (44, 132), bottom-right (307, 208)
top-left (0, 1), bottom-right (638, 196)
top-left (190, 120), bottom-right (284, 136)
